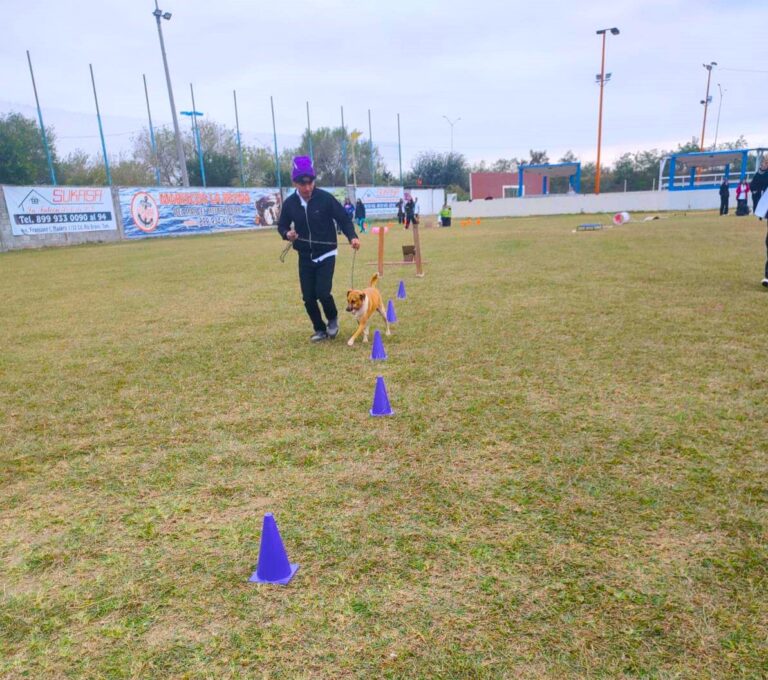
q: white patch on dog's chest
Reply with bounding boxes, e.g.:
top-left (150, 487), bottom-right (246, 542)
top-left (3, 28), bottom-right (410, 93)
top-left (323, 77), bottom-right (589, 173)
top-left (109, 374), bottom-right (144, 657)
top-left (353, 298), bottom-right (371, 319)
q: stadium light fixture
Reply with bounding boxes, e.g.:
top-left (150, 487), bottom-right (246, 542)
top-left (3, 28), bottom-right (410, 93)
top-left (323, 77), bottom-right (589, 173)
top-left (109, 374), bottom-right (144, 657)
top-left (713, 84), bottom-right (726, 150)
top-left (594, 27), bottom-right (620, 194)
top-left (152, 1), bottom-right (189, 186)
top-left (442, 115), bottom-right (461, 154)
top-left (699, 62), bottom-right (717, 152)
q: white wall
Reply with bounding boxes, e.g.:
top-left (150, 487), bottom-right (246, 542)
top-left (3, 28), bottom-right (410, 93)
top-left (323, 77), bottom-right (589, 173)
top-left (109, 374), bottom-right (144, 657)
top-left (450, 189), bottom-right (721, 218)
top-left (409, 188), bottom-right (445, 215)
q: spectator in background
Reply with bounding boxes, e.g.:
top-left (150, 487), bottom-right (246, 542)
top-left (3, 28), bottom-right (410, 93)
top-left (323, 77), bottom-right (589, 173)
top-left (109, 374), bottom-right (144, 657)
top-left (404, 196), bottom-right (416, 229)
top-left (750, 156), bottom-right (768, 215)
top-left (440, 203), bottom-right (452, 227)
top-left (751, 156), bottom-right (768, 288)
top-left (343, 197), bottom-right (355, 221)
top-left (719, 178), bottom-right (730, 216)
top-left (354, 198), bottom-right (367, 233)
top-left (736, 179), bottom-right (751, 216)
top-left (396, 198), bottom-right (405, 225)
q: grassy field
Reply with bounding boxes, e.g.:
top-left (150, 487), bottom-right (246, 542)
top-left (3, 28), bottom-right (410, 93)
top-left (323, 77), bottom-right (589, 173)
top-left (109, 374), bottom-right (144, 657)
top-left (1, 212), bottom-right (767, 679)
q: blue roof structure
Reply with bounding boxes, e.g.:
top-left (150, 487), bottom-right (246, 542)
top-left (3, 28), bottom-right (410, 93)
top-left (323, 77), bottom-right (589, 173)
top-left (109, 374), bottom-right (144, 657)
top-left (518, 161), bottom-right (581, 196)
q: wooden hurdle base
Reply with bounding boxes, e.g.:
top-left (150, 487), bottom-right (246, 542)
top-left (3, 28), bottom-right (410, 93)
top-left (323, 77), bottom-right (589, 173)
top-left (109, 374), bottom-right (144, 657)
top-left (366, 261), bottom-right (429, 266)
top-left (366, 220), bottom-right (426, 277)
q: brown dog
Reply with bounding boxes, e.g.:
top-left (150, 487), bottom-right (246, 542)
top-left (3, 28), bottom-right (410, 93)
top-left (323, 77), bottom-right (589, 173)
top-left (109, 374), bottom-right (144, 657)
top-left (345, 273), bottom-right (391, 346)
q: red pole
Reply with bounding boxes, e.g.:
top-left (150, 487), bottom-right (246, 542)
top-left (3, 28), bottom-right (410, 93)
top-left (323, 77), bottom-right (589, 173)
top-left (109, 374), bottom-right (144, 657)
top-left (700, 65), bottom-right (714, 151)
top-left (595, 31), bottom-right (607, 195)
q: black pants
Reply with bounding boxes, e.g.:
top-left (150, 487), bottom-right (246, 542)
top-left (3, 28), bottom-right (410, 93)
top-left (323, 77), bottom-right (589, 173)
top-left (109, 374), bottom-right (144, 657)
top-left (298, 253), bottom-right (337, 332)
top-left (764, 229), bottom-right (768, 279)
top-left (719, 197), bottom-right (729, 215)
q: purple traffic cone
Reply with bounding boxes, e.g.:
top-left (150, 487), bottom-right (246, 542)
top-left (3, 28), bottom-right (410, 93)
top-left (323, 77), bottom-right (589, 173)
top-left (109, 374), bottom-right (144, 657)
top-left (386, 299), bottom-right (397, 323)
top-left (397, 280), bottom-right (406, 299)
top-left (249, 513), bottom-right (299, 585)
top-left (370, 375), bottom-right (394, 416)
top-left (370, 329), bottom-right (387, 360)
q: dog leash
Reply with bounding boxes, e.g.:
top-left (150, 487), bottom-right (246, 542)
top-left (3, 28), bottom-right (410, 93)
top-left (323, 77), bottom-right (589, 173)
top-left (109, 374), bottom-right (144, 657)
top-left (279, 236), bottom-right (358, 288)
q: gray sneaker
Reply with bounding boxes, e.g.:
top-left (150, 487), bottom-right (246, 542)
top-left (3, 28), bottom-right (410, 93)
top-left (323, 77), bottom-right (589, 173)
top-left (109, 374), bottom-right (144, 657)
top-left (327, 318), bottom-right (339, 338)
top-left (310, 330), bottom-right (328, 342)
top-left (762, 278), bottom-right (768, 288)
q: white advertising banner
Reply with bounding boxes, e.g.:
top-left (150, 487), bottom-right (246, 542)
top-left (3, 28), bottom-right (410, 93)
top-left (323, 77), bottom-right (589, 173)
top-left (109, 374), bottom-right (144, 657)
top-left (357, 186), bottom-right (404, 218)
top-left (2, 186), bottom-right (117, 236)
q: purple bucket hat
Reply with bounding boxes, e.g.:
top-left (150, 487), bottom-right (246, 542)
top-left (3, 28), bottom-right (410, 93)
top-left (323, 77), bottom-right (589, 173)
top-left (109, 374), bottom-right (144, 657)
top-left (292, 155), bottom-right (316, 181)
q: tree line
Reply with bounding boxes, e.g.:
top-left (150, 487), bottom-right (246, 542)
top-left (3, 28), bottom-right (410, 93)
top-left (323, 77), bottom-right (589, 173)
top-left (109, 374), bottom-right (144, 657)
top-left (0, 111), bottom-right (752, 196)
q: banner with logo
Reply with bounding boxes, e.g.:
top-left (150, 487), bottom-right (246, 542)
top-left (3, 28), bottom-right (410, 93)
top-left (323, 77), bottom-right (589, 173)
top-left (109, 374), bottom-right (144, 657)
top-left (3, 186), bottom-right (116, 236)
top-left (356, 186), bottom-right (404, 219)
top-left (118, 187), bottom-right (282, 239)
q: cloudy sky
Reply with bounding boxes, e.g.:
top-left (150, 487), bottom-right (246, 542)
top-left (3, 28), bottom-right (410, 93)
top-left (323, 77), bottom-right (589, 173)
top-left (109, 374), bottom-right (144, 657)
top-left (1, 0), bottom-right (765, 172)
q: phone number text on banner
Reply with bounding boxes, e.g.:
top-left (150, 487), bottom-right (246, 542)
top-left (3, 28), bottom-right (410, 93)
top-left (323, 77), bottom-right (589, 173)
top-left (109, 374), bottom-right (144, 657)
top-left (3, 186), bottom-right (116, 235)
top-left (119, 188), bottom-right (282, 239)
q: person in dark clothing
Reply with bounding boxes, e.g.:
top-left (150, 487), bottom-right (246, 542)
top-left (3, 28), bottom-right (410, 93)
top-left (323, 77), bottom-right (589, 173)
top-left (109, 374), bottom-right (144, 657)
top-left (719, 179), bottom-right (730, 215)
top-left (750, 156), bottom-right (768, 214)
top-left (278, 156), bottom-right (360, 342)
top-left (752, 157), bottom-right (768, 288)
top-left (354, 199), bottom-right (367, 233)
top-left (396, 198), bottom-right (405, 224)
top-left (404, 197), bottom-right (416, 229)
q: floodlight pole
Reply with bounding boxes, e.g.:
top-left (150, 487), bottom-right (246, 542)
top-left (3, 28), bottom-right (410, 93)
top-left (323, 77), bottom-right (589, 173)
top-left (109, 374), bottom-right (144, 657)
top-left (26, 50), bottom-right (56, 185)
top-left (713, 84), bottom-right (725, 150)
top-left (186, 83), bottom-right (205, 187)
top-left (368, 109), bottom-right (375, 187)
top-left (89, 64), bottom-right (112, 186)
top-left (143, 74), bottom-right (162, 185)
top-left (443, 115), bottom-right (460, 153)
top-left (397, 113), bottom-right (403, 186)
top-left (270, 96), bottom-right (281, 195)
top-left (699, 62), bottom-right (717, 151)
top-left (595, 27), bottom-right (619, 195)
top-left (233, 89), bottom-right (245, 187)
top-left (153, 1), bottom-right (189, 186)
top-left (190, 87), bottom-right (204, 186)
top-left (350, 130), bottom-right (361, 189)
top-left (306, 101), bottom-right (314, 165)
top-left (341, 106), bottom-right (348, 186)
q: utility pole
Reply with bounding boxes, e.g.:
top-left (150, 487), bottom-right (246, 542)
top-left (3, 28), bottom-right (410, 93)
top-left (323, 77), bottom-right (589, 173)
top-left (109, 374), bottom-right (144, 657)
top-left (699, 62), bottom-right (717, 151)
top-left (153, 1), bottom-right (189, 186)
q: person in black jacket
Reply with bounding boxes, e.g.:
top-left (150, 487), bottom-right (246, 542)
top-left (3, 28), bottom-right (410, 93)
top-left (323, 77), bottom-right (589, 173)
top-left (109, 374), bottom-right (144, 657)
top-left (719, 179), bottom-right (730, 215)
top-left (354, 199), bottom-right (367, 233)
top-left (752, 156), bottom-right (768, 287)
top-left (750, 156), bottom-right (768, 215)
top-left (404, 197), bottom-right (416, 229)
top-left (278, 156), bottom-right (360, 341)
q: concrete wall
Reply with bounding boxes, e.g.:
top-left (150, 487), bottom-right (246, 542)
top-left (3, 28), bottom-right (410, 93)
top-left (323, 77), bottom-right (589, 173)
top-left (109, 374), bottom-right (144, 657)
top-left (0, 185), bottom-right (123, 252)
top-left (451, 188), bottom-right (721, 219)
top-left (408, 188), bottom-right (446, 215)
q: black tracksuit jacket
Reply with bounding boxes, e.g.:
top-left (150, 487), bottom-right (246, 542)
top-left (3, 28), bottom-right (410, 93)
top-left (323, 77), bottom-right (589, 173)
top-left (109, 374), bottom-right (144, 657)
top-left (277, 188), bottom-right (357, 260)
